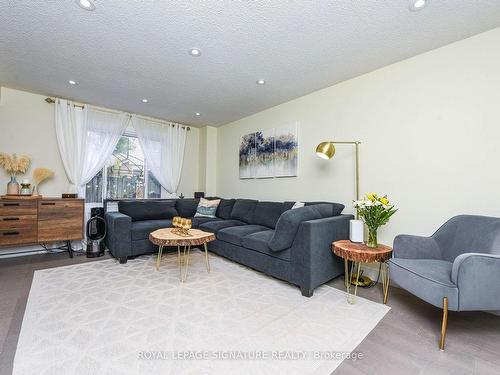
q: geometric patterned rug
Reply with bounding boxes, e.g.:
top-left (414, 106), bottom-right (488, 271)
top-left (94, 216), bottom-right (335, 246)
top-left (13, 252), bottom-right (389, 375)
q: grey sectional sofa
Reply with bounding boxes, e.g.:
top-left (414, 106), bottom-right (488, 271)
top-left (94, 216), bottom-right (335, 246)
top-left (105, 198), bottom-right (353, 296)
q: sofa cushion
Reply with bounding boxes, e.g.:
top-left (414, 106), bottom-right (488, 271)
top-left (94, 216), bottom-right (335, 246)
top-left (389, 258), bottom-right (458, 310)
top-left (216, 199), bottom-right (236, 220)
top-left (241, 230), bottom-right (291, 261)
top-left (269, 206), bottom-right (326, 251)
top-left (199, 219), bottom-right (246, 234)
top-left (305, 201), bottom-right (344, 216)
top-left (217, 225), bottom-right (270, 246)
top-left (194, 197), bottom-right (221, 218)
top-left (251, 201), bottom-right (286, 229)
top-left (119, 201), bottom-right (178, 222)
top-left (175, 198), bottom-right (199, 217)
top-left (230, 199), bottom-right (259, 223)
top-left (131, 219), bottom-right (172, 241)
top-left (191, 216), bottom-right (222, 227)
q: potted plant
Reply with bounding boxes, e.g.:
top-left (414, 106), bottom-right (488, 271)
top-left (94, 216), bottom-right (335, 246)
top-left (0, 153), bottom-right (31, 195)
top-left (354, 193), bottom-right (397, 248)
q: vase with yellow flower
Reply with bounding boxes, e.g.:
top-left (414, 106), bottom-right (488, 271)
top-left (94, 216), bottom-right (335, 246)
top-left (354, 193), bottom-right (397, 248)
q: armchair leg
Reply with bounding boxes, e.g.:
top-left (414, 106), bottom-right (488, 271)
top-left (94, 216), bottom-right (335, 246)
top-left (439, 297), bottom-right (448, 350)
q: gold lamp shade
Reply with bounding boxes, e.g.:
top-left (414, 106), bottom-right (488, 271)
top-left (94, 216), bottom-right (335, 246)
top-left (316, 141), bottom-right (336, 159)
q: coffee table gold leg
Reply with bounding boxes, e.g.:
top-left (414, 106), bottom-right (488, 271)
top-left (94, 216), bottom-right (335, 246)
top-left (204, 242), bottom-right (210, 273)
top-left (156, 245), bottom-right (163, 271)
top-left (182, 245), bottom-right (191, 282)
top-left (177, 245), bottom-right (182, 280)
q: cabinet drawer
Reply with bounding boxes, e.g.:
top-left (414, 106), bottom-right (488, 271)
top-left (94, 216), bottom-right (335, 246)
top-left (38, 200), bottom-right (83, 220)
top-left (0, 215), bottom-right (37, 230)
top-left (38, 199), bottom-right (84, 242)
top-left (0, 200), bottom-right (37, 216)
top-left (0, 227), bottom-right (37, 246)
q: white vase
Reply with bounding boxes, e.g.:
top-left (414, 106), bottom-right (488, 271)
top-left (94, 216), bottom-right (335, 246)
top-left (7, 176), bottom-right (19, 195)
top-left (349, 219), bottom-right (364, 243)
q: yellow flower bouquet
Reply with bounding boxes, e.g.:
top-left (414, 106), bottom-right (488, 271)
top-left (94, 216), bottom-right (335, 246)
top-left (354, 193), bottom-right (397, 248)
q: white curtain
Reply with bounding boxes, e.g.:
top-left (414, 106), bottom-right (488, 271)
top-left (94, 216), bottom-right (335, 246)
top-left (55, 99), bottom-right (129, 195)
top-left (132, 115), bottom-right (187, 195)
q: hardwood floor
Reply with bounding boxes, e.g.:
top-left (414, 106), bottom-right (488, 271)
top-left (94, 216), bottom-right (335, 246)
top-left (0, 252), bottom-right (499, 375)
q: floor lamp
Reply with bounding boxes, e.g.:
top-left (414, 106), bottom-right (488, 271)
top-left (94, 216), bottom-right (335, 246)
top-left (316, 140), bottom-right (368, 286)
top-left (315, 140), bottom-right (361, 202)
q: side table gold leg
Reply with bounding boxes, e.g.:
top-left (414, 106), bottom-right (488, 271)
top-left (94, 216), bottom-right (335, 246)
top-left (156, 245), bottom-right (164, 271)
top-left (347, 262), bottom-right (361, 304)
top-left (382, 262), bottom-right (390, 304)
top-left (204, 242), bottom-right (211, 273)
top-left (344, 259), bottom-right (349, 288)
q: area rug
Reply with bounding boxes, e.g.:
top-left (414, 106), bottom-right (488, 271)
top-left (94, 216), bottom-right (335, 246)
top-left (14, 252), bottom-right (389, 375)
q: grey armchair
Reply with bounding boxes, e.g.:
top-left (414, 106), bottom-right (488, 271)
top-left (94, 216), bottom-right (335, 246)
top-left (389, 215), bottom-right (500, 350)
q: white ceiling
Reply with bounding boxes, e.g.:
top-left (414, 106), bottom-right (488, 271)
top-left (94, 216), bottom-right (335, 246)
top-left (1, 1), bottom-right (500, 127)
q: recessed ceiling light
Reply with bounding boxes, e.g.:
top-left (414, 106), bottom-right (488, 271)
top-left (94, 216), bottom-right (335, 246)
top-left (195, 112), bottom-right (201, 116)
top-left (68, 80), bottom-right (78, 85)
top-left (189, 48), bottom-right (202, 57)
top-left (141, 99), bottom-right (148, 103)
top-left (409, 0), bottom-right (428, 11)
top-left (76, 0), bottom-right (96, 11)
top-left (256, 79), bottom-right (266, 85)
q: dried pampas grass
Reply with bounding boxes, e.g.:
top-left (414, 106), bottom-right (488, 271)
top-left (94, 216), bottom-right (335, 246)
top-left (32, 168), bottom-right (54, 196)
top-left (33, 168), bottom-right (55, 185)
top-left (0, 153), bottom-right (31, 175)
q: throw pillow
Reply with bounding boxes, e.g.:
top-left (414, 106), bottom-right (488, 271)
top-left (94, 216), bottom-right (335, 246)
top-left (291, 201), bottom-right (305, 209)
top-left (195, 198), bottom-right (221, 218)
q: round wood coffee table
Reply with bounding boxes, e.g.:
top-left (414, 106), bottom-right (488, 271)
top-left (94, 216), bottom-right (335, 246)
top-left (332, 240), bottom-right (392, 304)
top-left (149, 228), bottom-right (216, 282)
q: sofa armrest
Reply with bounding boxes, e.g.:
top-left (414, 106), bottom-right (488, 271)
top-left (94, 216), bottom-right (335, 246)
top-left (393, 234), bottom-right (442, 260)
top-left (105, 212), bottom-right (132, 259)
top-left (290, 214), bottom-right (353, 294)
top-left (452, 252), bottom-right (500, 311)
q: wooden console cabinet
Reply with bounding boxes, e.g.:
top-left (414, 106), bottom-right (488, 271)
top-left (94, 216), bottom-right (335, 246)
top-left (0, 197), bottom-right (84, 257)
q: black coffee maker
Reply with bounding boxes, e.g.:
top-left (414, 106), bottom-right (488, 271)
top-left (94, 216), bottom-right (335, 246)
top-left (86, 207), bottom-right (106, 258)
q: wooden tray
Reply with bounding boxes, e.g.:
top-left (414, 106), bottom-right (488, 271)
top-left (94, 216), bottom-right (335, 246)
top-left (1, 194), bottom-right (42, 200)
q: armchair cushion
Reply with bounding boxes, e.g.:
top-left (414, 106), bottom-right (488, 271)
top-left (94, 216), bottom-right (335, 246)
top-left (451, 253), bottom-right (500, 311)
top-left (393, 234), bottom-right (442, 260)
top-left (389, 258), bottom-right (458, 310)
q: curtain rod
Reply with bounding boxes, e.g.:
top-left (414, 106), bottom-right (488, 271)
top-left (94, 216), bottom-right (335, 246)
top-left (45, 97), bottom-right (191, 131)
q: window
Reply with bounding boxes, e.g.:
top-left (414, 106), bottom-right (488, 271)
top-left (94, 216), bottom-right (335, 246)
top-left (85, 133), bottom-right (161, 203)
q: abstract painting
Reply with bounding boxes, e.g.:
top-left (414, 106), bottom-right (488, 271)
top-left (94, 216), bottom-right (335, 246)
top-left (239, 133), bottom-right (256, 179)
top-left (254, 129), bottom-right (275, 178)
top-left (239, 124), bottom-right (298, 179)
top-left (274, 124), bottom-right (298, 177)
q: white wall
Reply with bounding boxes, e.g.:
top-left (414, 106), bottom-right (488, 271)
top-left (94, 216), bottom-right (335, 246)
top-left (197, 126), bottom-right (218, 196)
top-left (216, 27), bottom-right (500, 245)
top-left (0, 87), bottom-right (201, 198)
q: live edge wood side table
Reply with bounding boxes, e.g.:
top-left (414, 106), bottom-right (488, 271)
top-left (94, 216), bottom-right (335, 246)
top-left (149, 228), bottom-right (216, 282)
top-left (332, 240), bottom-right (393, 305)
